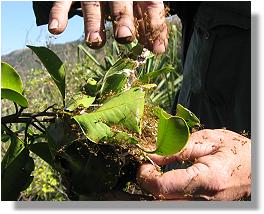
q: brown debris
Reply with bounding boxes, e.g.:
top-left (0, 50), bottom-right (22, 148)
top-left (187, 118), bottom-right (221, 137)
top-left (230, 146), bottom-right (237, 155)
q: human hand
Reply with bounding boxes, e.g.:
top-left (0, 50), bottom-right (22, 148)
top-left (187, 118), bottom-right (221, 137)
top-left (48, 1), bottom-right (168, 54)
top-left (137, 129), bottom-right (251, 200)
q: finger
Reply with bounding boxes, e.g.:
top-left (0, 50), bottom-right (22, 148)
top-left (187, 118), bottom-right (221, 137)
top-left (81, 1), bottom-right (106, 49)
top-left (133, 2), bottom-right (147, 46)
top-left (148, 129), bottom-right (223, 166)
top-left (110, 1), bottom-right (135, 44)
top-left (139, 1), bottom-right (168, 54)
top-left (48, 1), bottom-right (73, 34)
top-left (137, 162), bottom-right (209, 199)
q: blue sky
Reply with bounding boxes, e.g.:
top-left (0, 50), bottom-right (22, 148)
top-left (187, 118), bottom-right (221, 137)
top-left (1, 1), bottom-right (84, 55)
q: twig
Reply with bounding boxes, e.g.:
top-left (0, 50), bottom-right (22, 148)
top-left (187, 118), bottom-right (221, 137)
top-left (14, 103), bottom-right (18, 115)
top-left (31, 122), bottom-right (46, 133)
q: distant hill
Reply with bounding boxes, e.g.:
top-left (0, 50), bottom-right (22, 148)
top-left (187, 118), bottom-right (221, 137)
top-left (2, 40), bottom-right (81, 80)
top-left (1, 39), bottom-right (109, 83)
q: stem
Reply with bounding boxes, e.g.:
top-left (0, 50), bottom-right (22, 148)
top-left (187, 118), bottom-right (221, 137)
top-left (31, 122), bottom-right (46, 133)
top-left (14, 103), bottom-right (18, 114)
top-left (24, 121), bottom-right (31, 143)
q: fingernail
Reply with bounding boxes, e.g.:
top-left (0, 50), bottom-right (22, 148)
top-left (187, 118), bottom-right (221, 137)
top-left (115, 26), bottom-right (134, 44)
top-left (86, 32), bottom-right (103, 49)
top-left (116, 26), bottom-right (132, 38)
top-left (88, 32), bottom-right (102, 43)
top-left (49, 19), bottom-right (59, 30)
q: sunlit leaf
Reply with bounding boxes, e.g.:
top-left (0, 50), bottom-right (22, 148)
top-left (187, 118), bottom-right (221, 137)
top-left (140, 65), bottom-right (175, 83)
top-left (1, 89), bottom-right (28, 108)
top-left (1, 62), bottom-right (28, 107)
top-left (74, 87), bottom-right (145, 143)
top-left (100, 58), bottom-right (137, 95)
top-left (176, 104), bottom-right (200, 127)
top-left (152, 108), bottom-right (190, 156)
top-left (1, 62), bottom-right (23, 93)
top-left (27, 45), bottom-right (65, 103)
top-left (66, 93), bottom-right (95, 111)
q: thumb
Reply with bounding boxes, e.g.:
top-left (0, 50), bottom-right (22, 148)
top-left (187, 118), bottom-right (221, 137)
top-left (137, 161), bottom-right (209, 199)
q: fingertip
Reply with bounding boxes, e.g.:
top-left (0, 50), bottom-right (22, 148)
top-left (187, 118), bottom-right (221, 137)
top-left (85, 32), bottom-right (106, 49)
top-left (152, 41), bottom-right (166, 54)
top-left (48, 1), bottom-right (72, 34)
top-left (136, 163), bottom-right (158, 184)
top-left (115, 26), bottom-right (135, 44)
top-left (48, 18), bottom-right (62, 35)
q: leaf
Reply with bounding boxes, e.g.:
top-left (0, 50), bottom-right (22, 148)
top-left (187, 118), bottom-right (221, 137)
top-left (140, 65), bottom-right (175, 83)
top-left (66, 93), bottom-right (95, 111)
top-left (1, 135), bottom-right (34, 200)
top-left (74, 87), bottom-right (145, 143)
top-left (78, 44), bottom-right (105, 73)
top-left (1, 62), bottom-right (28, 107)
top-left (1, 133), bottom-right (10, 142)
top-left (83, 78), bottom-right (98, 96)
top-left (27, 45), bottom-right (65, 103)
top-left (106, 131), bottom-right (138, 145)
top-left (47, 118), bottom-right (67, 154)
top-left (1, 149), bottom-right (34, 201)
top-left (1, 89), bottom-right (28, 108)
top-left (1, 134), bottom-right (25, 170)
top-left (176, 104), bottom-right (200, 127)
top-left (100, 58), bottom-right (137, 95)
top-left (29, 142), bottom-right (54, 167)
top-left (1, 62), bottom-right (23, 93)
top-left (129, 43), bottom-right (144, 60)
top-left (154, 108), bottom-right (190, 156)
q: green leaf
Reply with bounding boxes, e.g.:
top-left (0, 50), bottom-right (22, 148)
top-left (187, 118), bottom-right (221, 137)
top-left (176, 104), bottom-right (200, 127)
top-left (105, 131), bottom-right (138, 145)
top-left (1, 133), bottom-right (10, 142)
top-left (47, 118), bottom-right (67, 154)
top-left (1, 62), bottom-right (23, 93)
top-left (1, 134), bottom-right (25, 170)
top-left (74, 88), bottom-right (145, 143)
top-left (140, 65), bottom-right (175, 83)
top-left (1, 149), bottom-right (34, 201)
top-left (66, 93), bottom-right (95, 111)
top-left (1, 62), bottom-right (28, 107)
top-left (83, 78), bottom-right (98, 97)
top-left (1, 88), bottom-right (28, 107)
top-left (29, 142), bottom-right (54, 167)
top-left (1, 135), bottom-right (34, 200)
top-left (27, 45), bottom-right (65, 103)
top-left (154, 108), bottom-right (190, 156)
top-left (100, 58), bottom-right (137, 95)
top-left (129, 43), bottom-right (144, 60)
top-left (78, 44), bottom-right (105, 72)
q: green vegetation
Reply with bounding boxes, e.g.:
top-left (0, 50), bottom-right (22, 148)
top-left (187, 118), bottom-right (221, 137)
top-left (1, 20), bottom-right (200, 201)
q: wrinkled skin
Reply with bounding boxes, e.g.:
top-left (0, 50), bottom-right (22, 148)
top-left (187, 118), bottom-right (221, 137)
top-left (137, 129), bottom-right (251, 200)
top-left (48, 1), bottom-right (168, 54)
